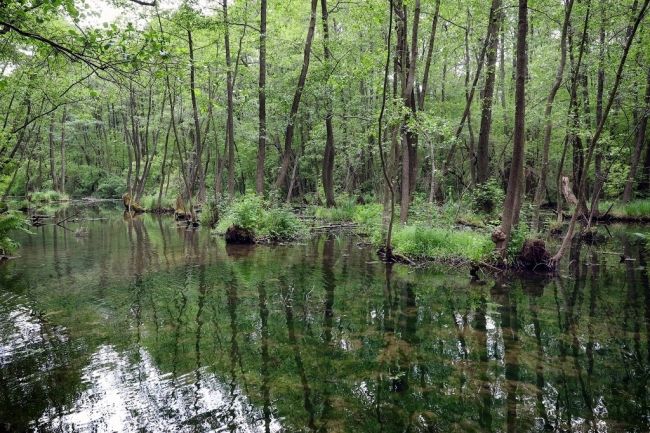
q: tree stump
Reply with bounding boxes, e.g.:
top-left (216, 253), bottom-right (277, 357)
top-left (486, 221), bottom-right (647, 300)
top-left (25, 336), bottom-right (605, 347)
top-left (224, 225), bottom-right (255, 244)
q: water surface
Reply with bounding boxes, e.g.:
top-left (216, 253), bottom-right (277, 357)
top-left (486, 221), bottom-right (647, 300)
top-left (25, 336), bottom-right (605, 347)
top-left (1, 204), bottom-right (649, 432)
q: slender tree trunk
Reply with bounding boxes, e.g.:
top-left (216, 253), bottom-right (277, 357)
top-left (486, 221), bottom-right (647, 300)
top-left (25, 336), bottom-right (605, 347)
top-left (418, 0), bottom-right (440, 112)
top-left (552, 0), bottom-right (649, 264)
top-left (495, 0), bottom-right (528, 257)
top-left (589, 0), bottom-right (607, 212)
top-left (442, 2), bottom-right (497, 171)
top-left (623, 67), bottom-right (650, 202)
top-left (378, 0), bottom-right (396, 258)
top-left (256, 0), bottom-right (267, 195)
top-left (275, 0), bottom-right (319, 190)
top-left (399, 0), bottom-right (420, 224)
top-left (188, 29), bottom-right (203, 200)
top-left (60, 107), bottom-right (66, 194)
top-left (531, 0), bottom-right (574, 231)
top-left (476, 0), bottom-right (503, 184)
top-left (321, 0), bottom-right (336, 207)
top-left (223, 1), bottom-right (236, 199)
top-left (48, 112), bottom-right (58, 191)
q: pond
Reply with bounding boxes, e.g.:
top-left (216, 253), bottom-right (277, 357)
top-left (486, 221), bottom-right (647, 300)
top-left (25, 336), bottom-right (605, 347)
top-left (0, 203), bottom-right (649, 432)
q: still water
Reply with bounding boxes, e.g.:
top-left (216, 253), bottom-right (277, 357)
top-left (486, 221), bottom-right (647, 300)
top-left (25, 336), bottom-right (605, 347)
top-left (0, 203), bottom-right (649, 432)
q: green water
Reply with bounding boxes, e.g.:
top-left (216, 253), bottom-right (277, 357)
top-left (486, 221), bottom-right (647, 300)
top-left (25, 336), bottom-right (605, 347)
top-left (1, 203), bottom-right (649, 432)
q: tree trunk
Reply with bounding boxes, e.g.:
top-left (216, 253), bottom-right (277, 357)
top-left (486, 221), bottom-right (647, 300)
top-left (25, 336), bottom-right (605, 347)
top-left (496, 0), bottom-right (527, 257)
top-left (60, 106), bottom-right (66, 194)
top-left (223, 1), bottom-right (236, 199)
top-left (417, 0), bottom-right (440, 112)
top-left (622, 67), bottom-right (650, 202)
top-left (531, 0), bottom-right (574, 230)
top-left (187, 29), bottom-right (203, 200)
top-left (552, 0), bottom-right (649, 264)
top-left (475, 0), bottom-right (503, 184)
top-left (275, 0), bottom-right (319, 190)
top-left (48, 112), bottom-right (58, 191)
top-left (399, 0), bottom-right (420, 224)
top-left (320, 0), bottom-right (336, 207)
top-left (256, 0), bottom-right (267, 196)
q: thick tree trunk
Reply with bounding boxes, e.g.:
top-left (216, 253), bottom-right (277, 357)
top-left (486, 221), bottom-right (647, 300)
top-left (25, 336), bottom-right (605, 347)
top-left (496, 0), bottom-right (527, 257)
top-left (320, 0), bottom-right (336, 207)
top-left (275, 0), bottom-right (319, 190)
top-left (476, 0), bottom-right (502, 184)
top-left (256, 0), bottom-right (267, 196)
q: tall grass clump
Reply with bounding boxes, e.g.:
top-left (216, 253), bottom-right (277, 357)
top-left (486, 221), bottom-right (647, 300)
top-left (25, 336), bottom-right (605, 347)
top-left (214, 194), bottom-right (306, 241)
top-left (598, 199), bottom-right (650, 219)
top-left (313, 196), bottom-right (357, 222)
top-left (621, 199), bottom-right (650, 217)
top-left (30, 190), bottom-right (69, 203)
top-left (141, 193), bottom-right (175, 211)
top-left (391, 225), bottom-right (494, 262)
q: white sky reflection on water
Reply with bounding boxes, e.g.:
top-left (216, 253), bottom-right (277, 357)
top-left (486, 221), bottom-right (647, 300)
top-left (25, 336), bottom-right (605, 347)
top-left (37, 345), bottom-right (282, 433)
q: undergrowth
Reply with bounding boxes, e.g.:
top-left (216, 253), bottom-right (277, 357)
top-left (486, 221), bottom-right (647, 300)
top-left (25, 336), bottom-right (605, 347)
top-left (213, 194), bottom-right (306, 241)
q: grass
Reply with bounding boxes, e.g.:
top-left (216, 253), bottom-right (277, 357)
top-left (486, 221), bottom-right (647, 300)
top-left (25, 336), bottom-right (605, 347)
top-left (30, 190), bottom-right (69, 203)
top-left (214, 194), bottom-right (306, 241)
top-left (141, 193), bottom-right (175, 211)
top-left (312, 197), bottom-right (495, 262)
top-left (391, 225), bottom-right (494, 262)
top-left (599, 199), bottom-right (650, 219)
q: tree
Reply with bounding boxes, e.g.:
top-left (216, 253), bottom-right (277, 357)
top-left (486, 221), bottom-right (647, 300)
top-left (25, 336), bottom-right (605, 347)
top-left (495, 0), bottom-right (528, 257)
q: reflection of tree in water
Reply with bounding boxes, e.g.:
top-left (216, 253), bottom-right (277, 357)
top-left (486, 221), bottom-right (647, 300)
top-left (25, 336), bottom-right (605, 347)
top-left (2, 211), bottom-right (650, 432)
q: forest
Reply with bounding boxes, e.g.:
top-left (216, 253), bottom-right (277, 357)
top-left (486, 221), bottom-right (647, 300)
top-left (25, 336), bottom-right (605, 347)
top-left (3, 1), bottom-right (650, 432)
top-left (0, 0), bottom-right (649, 266)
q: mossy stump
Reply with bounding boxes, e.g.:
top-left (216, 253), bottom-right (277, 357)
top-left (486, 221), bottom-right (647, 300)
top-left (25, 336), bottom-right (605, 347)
top-left (225, 225), bottom-right (255, 244)
top-left (122, 193), bottom-right (145, 213)
top-left (517, 239), bottom-right (551, 272)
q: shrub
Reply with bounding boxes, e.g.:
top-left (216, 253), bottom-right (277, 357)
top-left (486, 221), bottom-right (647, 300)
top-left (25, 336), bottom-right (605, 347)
top-left (95, 175), bottom-right (126, 199)
top-left (391, 225), bottom-right (494, 262)
top-left (0, 211), bottom-right (30, 255)
top-left (214, 194), bottom-right (305, 241)
top-left (470, 179), bottom-right (505, 215)
top-left (506, 222), bottom-right (530, 262)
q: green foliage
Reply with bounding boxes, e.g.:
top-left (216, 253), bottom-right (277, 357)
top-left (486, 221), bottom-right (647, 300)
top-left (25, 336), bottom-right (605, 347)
top-left (603, 162), bottom-right (629, 198)
top-left (95, 175), bottom-right (126, 199)
top-left (30, 190), bottom-right (69, 203)
top-left (141, 193), bottom-right (174, 210)
top-left (0, 211), bottom-right (30, 254)
top-left (601, 199), bottom-right (650, 219)
top-left (214, 194), bottom-right (305, 241)
top-left (469, 179), bottom-right (505, 215)
top-left (506, 222), bottom-right (530, 262)
top-left (313, 196), bottom-right (357, 222)
top-left (391, 225), bottom-right (493, 262)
